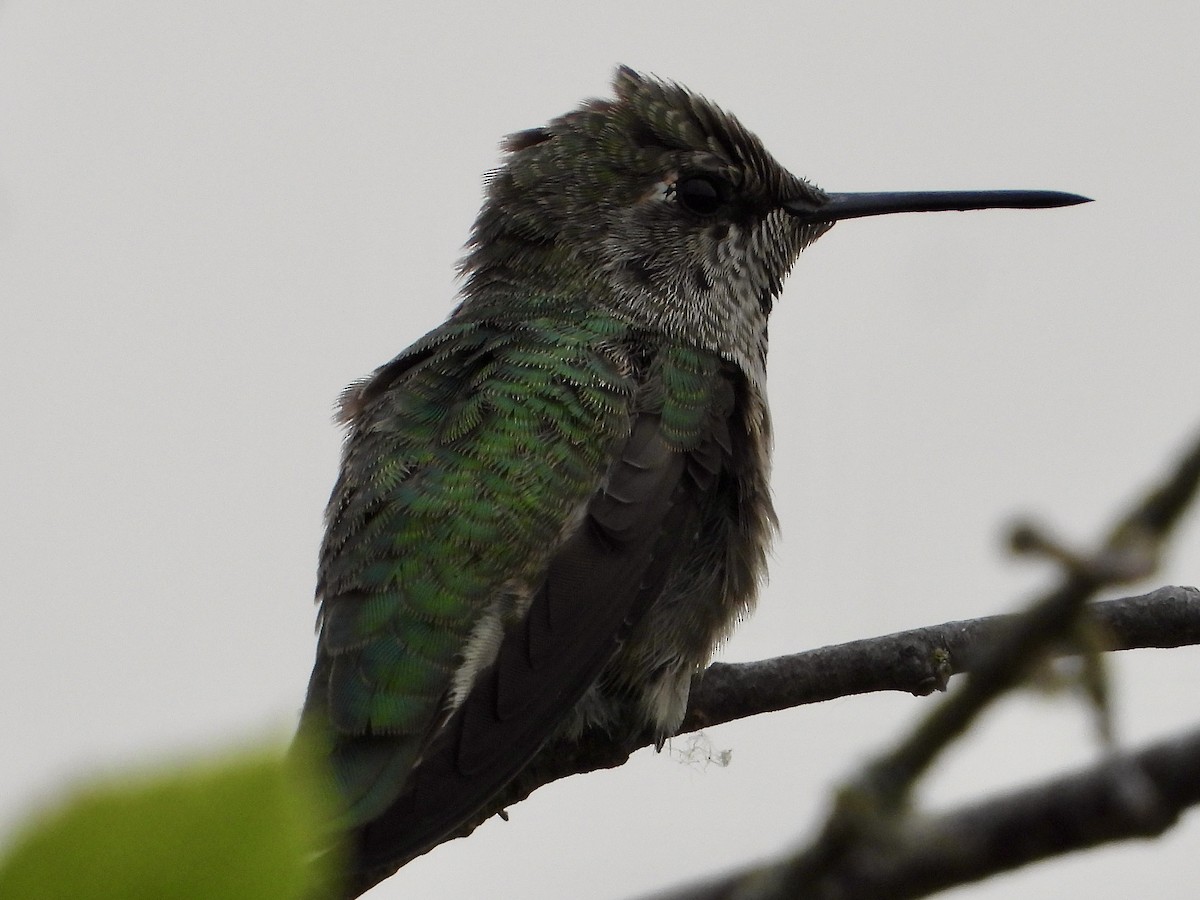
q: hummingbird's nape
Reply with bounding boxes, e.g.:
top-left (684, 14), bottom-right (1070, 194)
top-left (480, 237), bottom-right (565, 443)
top-left (297, 65), bottom-right (1089, 898)
top-left (783, 189), bottom-right (1092, 224)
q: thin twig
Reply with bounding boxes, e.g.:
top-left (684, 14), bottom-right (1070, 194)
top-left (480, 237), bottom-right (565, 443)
top-left (774, 427), bottom-right (1200, 893)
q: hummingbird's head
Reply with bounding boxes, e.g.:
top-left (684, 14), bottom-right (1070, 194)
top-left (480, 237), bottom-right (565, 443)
top-left (459, 67), bottom-right (1088, 377)
top-left (461, 67), bottom-right (830, 374)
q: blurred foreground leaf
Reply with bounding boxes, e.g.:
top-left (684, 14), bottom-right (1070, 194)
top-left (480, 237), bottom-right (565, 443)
top-left (0, 741), bottom-right (338, 899)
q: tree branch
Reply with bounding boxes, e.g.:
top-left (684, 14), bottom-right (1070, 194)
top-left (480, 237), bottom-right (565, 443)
top-left (683, 584), bottom-right (1200, 732)
top-left (758, 425), bottom-right (1200, 897)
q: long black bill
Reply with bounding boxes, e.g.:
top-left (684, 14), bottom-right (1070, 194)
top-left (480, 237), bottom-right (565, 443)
top-left (783, 189), bottom-right (1091, 225)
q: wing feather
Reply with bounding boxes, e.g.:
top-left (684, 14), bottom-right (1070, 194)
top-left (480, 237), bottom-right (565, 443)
top-left (352, 389), bottom-right (737, 875)
top-left (300, 316), bottom-right (633, 825)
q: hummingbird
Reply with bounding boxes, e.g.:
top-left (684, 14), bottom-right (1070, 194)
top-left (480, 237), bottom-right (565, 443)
top-left (299, 66), bottom-right (1088, 893)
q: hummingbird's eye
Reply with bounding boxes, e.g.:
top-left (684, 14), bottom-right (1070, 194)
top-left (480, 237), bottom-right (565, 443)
top-left (673, 174), bottom-right (728, 217)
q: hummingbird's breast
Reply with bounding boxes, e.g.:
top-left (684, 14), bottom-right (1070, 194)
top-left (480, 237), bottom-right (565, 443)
top-left (564, 346), bottom-right (776, 741)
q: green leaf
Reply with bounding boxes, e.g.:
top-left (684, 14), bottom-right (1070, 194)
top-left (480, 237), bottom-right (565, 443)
top-left (0, 741), bottom-right (341, 900)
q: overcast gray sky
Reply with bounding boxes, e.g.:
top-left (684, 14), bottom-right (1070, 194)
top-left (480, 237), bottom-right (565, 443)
top-left (2, 3), bottom-right (1198, 898)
